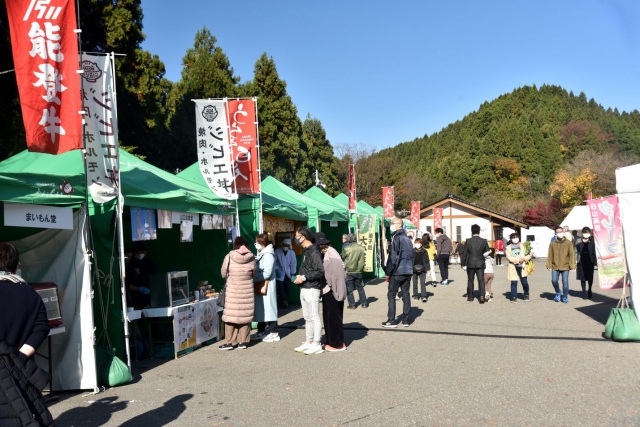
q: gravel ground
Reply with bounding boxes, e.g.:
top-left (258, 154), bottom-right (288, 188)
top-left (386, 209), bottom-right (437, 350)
top-left (48, 259), bottom-right (640, 426)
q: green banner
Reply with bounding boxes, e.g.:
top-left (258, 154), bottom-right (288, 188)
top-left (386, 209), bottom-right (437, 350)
top-left (358, 215), bottom-right (376, 272)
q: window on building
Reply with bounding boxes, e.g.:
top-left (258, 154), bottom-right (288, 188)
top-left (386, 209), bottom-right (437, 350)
top-left (426, 226), bottom-right (432, 234)
top-left (456, 225), bottom-right (462, 243)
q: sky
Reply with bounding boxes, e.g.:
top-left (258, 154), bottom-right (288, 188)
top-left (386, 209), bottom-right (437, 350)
top-left (140, 0), bottom-right (640, 152)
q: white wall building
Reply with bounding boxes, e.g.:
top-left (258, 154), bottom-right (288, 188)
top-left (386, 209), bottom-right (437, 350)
top-left (411, 193), bottom-right (529, 245)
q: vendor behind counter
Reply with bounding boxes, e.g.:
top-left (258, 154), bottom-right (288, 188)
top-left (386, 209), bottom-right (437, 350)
top-left (126, 241), bottom-right (157, 309)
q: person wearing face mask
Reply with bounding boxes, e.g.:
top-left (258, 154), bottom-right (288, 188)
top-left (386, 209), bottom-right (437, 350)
top-left (382, 217), bottom-right (414, 328)
top-left (252, 233), bottom-right (279, 343)
top-left (293, 226), bottom-right (325, 355)
top-left (435, 228), bottom-right (453, 285)
top-left (411, 238), bottom-right (429, 302)
top-left (342, 233), bottom-right (368, 309)
top-left (506, 233), bottom-right (531, 302)
top-left (275, 238), bottom-right (297, 309)
top-left (575, 226), bottom-right (597, 299)
top-left (546, 226), bottom-right (576, 303)
top-left (126, 241), bottom-right (157, 309)
top-left (315, 232), bottom-right (347, 352)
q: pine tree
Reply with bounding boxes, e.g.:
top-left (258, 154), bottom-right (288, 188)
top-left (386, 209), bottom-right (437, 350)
top-left (300, 114), bottom-right (341, 194)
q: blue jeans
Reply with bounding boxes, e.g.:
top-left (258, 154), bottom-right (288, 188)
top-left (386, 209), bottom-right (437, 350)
top-left (510, 266), bottom-right (529, 299)
top-left (346, 273), bottom-right (367, 307)
top-left (387, 275), bottom-right (411, 322)
top-left (552, 270), bottom-right (570, 297)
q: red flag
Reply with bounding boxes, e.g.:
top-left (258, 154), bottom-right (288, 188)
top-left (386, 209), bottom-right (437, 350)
top-left (348, 164), bottom-right (356, 212)
top-left (382, 187), bottom-right (394, 218)
top-left (227, 99), bottom-right (259, 194)
top-left (6, 0), bottom-right (82, 154)
top-left (411, 201), bottom-right (420, 228)
top-left (434, 207), bottom-right (443, 230)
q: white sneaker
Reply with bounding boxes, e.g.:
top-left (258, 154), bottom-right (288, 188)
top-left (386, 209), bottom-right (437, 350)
top-left (262, 333), bottom-right (280, 343)
top-left (303, 343), bottom-right (324, 355)
top-left (294, 342), bottom-right (311, 352)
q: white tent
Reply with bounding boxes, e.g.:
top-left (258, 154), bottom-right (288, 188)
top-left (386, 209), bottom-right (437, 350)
top-left (616, 164), bottom-right (640, 318)
top-left (560, 206), bottom-right (591, 231)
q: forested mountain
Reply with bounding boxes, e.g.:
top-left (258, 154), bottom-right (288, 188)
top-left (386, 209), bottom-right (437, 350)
top-left (355, 85), bottom-right (640, 226)
top-left (2, 1), bottom-right (639, 220)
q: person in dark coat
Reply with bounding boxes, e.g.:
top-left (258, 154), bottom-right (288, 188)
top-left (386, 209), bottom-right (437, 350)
top-left (383, 218), bottom-right (414, 328)
top-left (125, 241), bottom-right (157, 309)
top-left (462, 225), bottom-right (490, 303)
top-left (0, 242), bottom-right (54, 426)
top-left (576, 226), bottom-right (597, 299)
top-left (411, 238), bottom-right (430, 302)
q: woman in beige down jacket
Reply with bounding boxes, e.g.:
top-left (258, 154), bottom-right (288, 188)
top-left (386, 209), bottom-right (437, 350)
top-left (219, 236), bottom-right (256, 350)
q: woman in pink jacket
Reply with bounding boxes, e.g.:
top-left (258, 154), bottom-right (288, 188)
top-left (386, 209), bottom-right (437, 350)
top-left (219, 236), bottom-right (256, 350)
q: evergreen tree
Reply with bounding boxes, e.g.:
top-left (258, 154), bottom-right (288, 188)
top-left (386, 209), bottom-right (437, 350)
top-left (164, 28), bottom-right (239, 170)
top-left (247, 53), bottom-right (303, 188)
top-left (300, 114), bottom-right (341, 195)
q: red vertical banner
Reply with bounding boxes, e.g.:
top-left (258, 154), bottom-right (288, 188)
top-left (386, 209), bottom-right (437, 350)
top-left (382, 187), bottom-right (394, 219)
top-left (434, 207), bottom-right (443, 230)
top-left (348, 164), bottom-right (356, 212)
top-left (411, 201), bottom-right (420, 228)
top-left (227, 99), bottom-right (259, 194)
top-left (6, 0), bottom-right (82, 154)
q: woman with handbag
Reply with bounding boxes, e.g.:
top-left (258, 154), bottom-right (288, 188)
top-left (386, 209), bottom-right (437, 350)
top-left (576, 226), bottom-right (597, 299)
top-left (505, 233), bottom-right (532, 302)
top-left (251, 233), bottom-right (280, 343)
top-left (219, 236), bottom-right (256, 351)
top-left (412, 238), bottom-right (430, 302)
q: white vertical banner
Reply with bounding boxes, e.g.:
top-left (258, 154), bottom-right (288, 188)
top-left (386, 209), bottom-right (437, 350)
top-left (194, 100), bottom-right (237, 200)
top-left (81, 53), bottom-right (119, 203)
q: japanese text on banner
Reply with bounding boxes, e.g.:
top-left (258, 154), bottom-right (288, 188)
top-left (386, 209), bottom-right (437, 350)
top-left (194, 100), bottom-right (237, 200)
top-left (382, 187), bottom-right (394, 219)
top-left (348, 165), bottom-right (356, 212)
top-left (6, 0), bottom-right (82, 154)
top-left (81, 53), bottom-right (119, 203)
top-left (227, 99), bottom-right (259, 194)
top-left (587, 196), bottom-right (625, 289)
top-left (411, 201), bottom-right (420, 228)
top-left (357, 214), bottom-right (376, 272)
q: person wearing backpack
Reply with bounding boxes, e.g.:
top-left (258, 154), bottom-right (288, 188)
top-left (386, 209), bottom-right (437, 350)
top-left (412, 238), bottom-right (430, 302)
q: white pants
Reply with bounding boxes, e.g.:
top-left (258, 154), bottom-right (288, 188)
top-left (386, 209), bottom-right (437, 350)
top-left (429, 260), bottom-right (437, 282)
top-left (300, 288), bottom-right (322, 344)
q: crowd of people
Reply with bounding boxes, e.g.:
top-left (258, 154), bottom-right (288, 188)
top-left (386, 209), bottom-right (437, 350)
top-left (215, 220), bottom-right (600, 351)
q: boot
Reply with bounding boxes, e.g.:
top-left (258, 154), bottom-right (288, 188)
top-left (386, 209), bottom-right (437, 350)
top-left (588, 286), bottom-right (593, 299)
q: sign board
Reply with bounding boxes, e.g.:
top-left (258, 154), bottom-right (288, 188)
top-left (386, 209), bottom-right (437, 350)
top-left (4, 203), bottom-right (73, 230)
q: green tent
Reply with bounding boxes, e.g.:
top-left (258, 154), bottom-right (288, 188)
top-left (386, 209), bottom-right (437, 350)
top-left (261, 176), bottom-right (347, 232)
top-left (0, 149), bottom-right (233, 374)
top-left (302, 187), bottom-right (350, 248)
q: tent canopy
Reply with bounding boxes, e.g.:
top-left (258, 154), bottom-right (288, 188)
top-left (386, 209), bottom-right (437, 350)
top-left (177, 162), bottom-right (308, 221)
top-left (303, 186), bottom-right (347, 213)
top-left (560, 206), bottom-right (591, 230)
top-left (262, 176), bottom-right (348, 222)
top-left (0, 149), bottom-right (232, 214)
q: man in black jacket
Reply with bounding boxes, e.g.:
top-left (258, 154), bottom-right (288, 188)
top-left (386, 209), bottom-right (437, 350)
top-left (462, 225), bottom-right (490, 303)
top-left (0, 242), bottom-right (54, 426)
top-left (293, 226), bottom-right (325, 355)
top-left (383, 218), bottom-right (414, 328)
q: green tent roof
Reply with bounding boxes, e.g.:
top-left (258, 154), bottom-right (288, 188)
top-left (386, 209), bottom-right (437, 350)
top-left (333, 193), bottom-right (349, 207)
top-left (177, 162), bottom-right (308, 221)
top-left (0, 149), bottom-right (232, 213)
top-left (303, 187), bottom-right (349, 219)
top-left (262, 176), bottom-right (347, 222)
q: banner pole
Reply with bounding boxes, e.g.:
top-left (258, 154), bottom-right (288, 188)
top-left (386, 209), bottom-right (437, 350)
top-left (253, 97), bottom-right (264, 233)
top-left (222, 97), bottom-right (242, 235)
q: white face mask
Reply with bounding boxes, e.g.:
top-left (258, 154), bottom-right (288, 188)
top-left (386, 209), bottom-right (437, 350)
top-left (414, 244), bottom-right (422, 249)
top-left (390, 225), bottom-right (397, 233)
top-left (512, 239), bottom-right (520, 244)
top-left (135, 253), bottom-right (145, 260)
top-left (583, 233), bottom-right (591, 239)
top-left (282, 246), bottom-right (289, 252)
top-left (556, 233), bottom-right (565, 239)
top-left (255, 243), bottom-right (264, 251)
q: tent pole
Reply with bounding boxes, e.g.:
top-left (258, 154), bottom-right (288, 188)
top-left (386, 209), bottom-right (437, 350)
top-left (253, 97), bottom-right (264, 233)
top-left (110, 51), bottom-right (132, 370)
